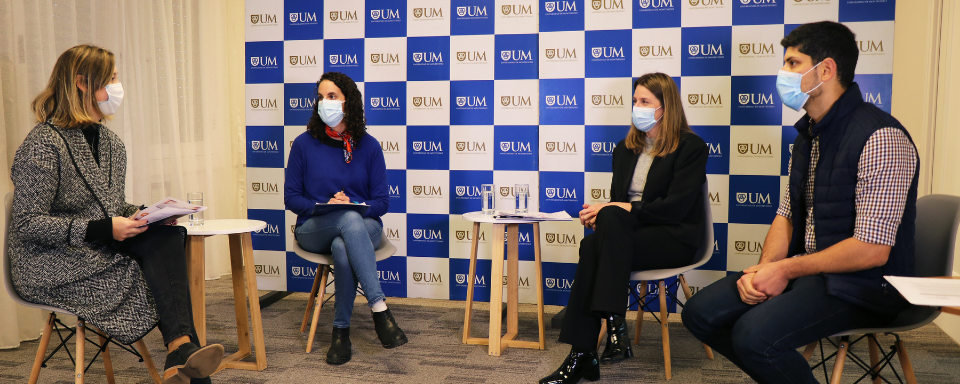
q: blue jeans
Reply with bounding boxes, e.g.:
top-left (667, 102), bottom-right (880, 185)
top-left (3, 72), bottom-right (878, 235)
top-left (680, 273), bottom-right (898, 384)
top-left (295, 210), bottom-right (384, 328)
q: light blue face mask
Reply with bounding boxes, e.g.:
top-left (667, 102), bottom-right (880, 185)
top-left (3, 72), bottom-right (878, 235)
top-left (776, 61), bottom-right (824, 111)
top-left (318, 99), bottom-right (344, 127)
top-left (632, 105), bottom-right (661, 132)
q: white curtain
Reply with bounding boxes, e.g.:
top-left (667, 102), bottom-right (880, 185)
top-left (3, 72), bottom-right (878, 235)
top-left (0, 0), bottom-right (246, 349)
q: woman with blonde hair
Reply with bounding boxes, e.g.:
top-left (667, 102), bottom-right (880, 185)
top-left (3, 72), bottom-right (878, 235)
top-left (10, 44), bottom-right (222, 384)
top-left (540, 73), bottom-right (708, 384)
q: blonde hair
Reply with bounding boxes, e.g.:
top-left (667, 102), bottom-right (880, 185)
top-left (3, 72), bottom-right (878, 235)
top-left (32, 44), bottom-right (115, 128)
top-left (626, 73), bottom-right (692, 156)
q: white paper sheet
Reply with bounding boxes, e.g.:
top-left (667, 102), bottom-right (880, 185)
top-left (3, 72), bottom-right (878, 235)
top-left (884, 275), bottom-right (960, 307)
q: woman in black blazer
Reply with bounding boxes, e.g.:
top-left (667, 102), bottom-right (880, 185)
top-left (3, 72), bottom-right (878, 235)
top-left (540, 73), bottom-right (708, 384)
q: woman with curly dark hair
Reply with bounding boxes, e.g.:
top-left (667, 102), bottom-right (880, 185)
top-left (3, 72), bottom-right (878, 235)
top-left (284, 72), bottom-right (406, 365)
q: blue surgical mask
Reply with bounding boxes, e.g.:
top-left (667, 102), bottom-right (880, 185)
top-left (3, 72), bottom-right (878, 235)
top-left (318, 99), bottom-right (344, 127)
top-left (776, 62), bottom-right (824, 111)
top-left (632, 106), bottom-right (661, 132)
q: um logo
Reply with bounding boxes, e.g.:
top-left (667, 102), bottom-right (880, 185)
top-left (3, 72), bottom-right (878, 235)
top-left (255, 264), bottom-right (281, 275)
top-left (545, 278), bottom-right (574, 289)
top-left (380, 141), bottom-right (400, 152)
top-left (591, 95), bottom-right (623, 106)
top-left (707, 142), bottom-right (723, 155)
top-left (412, 229), bottom-right (443, 240)
top-left (545, 233), bottom-right (577, 244)
top-left (412, 97), bottom-right (443, 108)
top-left (369, 97), bottom-right (400, 108)
top-left (457, 6), bottom-right (488, 17)
top-left (502, 4), bottom-right (534, 15)
top-left (455, 142), bottom-right (486, 152)
top-left (591, 142), bottom-right (616, 153)
top-left (250, 99), bottom-right (277, 109)
top-left (455, 230), bottom-right (486, 241)
top-left (370, 9), bottom-right (401, 20)
top-left (545, 48), bottom-right (577, 60)
top-left (736, 192), bottom-right (771, 205)
top-left (500, 96), bottom-right (532, 107)
top-left (709, 192), bottom-right (721, 203)
top-left (858, 40), bottom-right (884, 53)
top-left (388, 185), bottom-right (400, 196)
top-left (379, 270), bottom-right (401, 281)
top-left (456, 96), bottom-right (487, 107)
top-left (544, 95), bottom-right (577, 106)
top-left (457, 51), bottom-right (487, 62)
top-left (545, 188), bottom-right (577, 199)
top-left (289, 12), bottom-right (317, 23)
top-left (456, 274), bottom-right (486, 285)
top-left (251, 141), bottom-right (278, 151)
top-left (500, 141), bottom-right (532, 152)
top-left (688, 44), bottom-right (723, 56)
top-left (328, 54), bottom-right (358, 65)
top-left (250, 56), bottom-right (277, 67)
top-left (638, 0), bottom-right (675, 8)
top-left (591, 189), bottom-right (610, 200)
top-left (864, 93), bottom-right (883, 105)
top-left (500, 50), bottom-right (533, 62)
top-left (737, 143), bottom-right (773, 155)
top-left (545, 142), bottom-right (577, 153)
top-left (412, 185), bottom-right (443, 196)
top-left (250, 183), bottom-right (279, 193)
top-left (689, 0), bottom-right (725, 5)
top-left (411, 141), bottom-right (443, 152)
top-left (638, 46), bottom-right (672, 57)
top-left (384, 228), bottom-right (401, 239)
top-left (290, 266), bottom-right (316, 277)
top-left (289, 55), bottom-right (317, 66)
top-left (687, 94), bottom-right (722, 105)
top-left (250, 14), bottom-right (277, 24)
top-left (739, 43), bottom-right (776, 56)
top-left (413, 52), bottom-right (444, 63)
top-left (591, 47), bottom-right (624, 59)
top-left (592, 0), bottom-right (625, 9)
top-left (545, 1), bottom-right (578, 12)
top-left (734, 241), bottom-right (763, 253)
top-left (256, 224), bottom-right (280, 234)
top-left (738, 93), bottom-right (774, 105)
top-left (455, 185), bottom-right (482, 197)
top-left (412, 272), bottom-right (442, 283)
top-left (370, 53), bottom-right (400, 64)
top-left (412, 8), bottom-right (443, 18)
top-left (289, 97), bottom-right (316, 109)
top-left (329, 11), bottom-right (358, 21)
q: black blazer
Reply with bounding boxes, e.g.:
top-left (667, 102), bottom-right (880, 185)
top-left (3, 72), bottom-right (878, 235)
top-left (610, 131), bottom-right (708, 247)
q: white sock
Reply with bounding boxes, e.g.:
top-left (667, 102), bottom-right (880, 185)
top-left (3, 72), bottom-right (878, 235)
top-left (371, 299), bottom-right (388, 312)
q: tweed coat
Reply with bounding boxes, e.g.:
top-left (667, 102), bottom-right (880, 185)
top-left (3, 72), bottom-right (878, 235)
top-left (9, 121), bottom-right (158, 345)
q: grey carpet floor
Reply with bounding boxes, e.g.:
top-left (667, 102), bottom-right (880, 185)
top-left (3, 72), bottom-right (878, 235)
top-left (2, 275), bottom-right (960, 383)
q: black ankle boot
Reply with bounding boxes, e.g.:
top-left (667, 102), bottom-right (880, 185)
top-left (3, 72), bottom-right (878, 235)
top-left (162, 342), bottom-right (224, 384)
top-left (372, 308), bottom-right (408, 348)
top-left (326, 327), bottom-right (352, 365)
top-left (600, 313), bottom-right (634, 364)
top-left (539, 348), bottom-right (601, 384)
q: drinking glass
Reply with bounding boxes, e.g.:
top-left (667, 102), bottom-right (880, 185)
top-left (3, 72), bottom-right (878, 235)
top-left (187, 192), bottom-right (204, 226)
top-left (481, 184), bottom-right (495, 215)
top-left (515, 184), bottom-right (529, 214)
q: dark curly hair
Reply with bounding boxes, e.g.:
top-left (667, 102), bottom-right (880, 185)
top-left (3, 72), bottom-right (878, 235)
top-left (780, 21), bottom-right (859, 89)
top-left (306, 72), bottom-right (367, 143)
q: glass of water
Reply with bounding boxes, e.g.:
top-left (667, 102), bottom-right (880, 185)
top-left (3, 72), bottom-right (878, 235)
top-left (481, 184), bottom-right (495, 215)
top-left (515, 184), bottom-right (529, 214)
top-left (187, 192), bottom-right (204, 226)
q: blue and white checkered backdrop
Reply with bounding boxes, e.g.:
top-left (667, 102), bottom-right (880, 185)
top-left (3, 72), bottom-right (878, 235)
top-left (245, 0), bottom-right (896, 312)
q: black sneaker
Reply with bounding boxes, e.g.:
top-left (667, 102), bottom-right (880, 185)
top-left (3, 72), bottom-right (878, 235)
top-left (163, 343), bottom-right (224, 384)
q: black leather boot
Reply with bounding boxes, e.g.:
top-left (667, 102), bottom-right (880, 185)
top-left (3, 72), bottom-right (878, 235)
top-left (372, 308), bottom-right (408, 348)
top-left (539, 348), bottom-right (601, 384)
top-left (600, 313), bottom-right (634, 363)
top-left (162, 342), bottom-right (224, 384)
top-left (326, 327), bottom-right (352, 365)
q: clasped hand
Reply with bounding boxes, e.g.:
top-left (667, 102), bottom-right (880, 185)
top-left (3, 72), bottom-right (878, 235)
top-left (328, 191), bottom-right (351, 204)
top-left (737, 261), bottom-right (790, 305)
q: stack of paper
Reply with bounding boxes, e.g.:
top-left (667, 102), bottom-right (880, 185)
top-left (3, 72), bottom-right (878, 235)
top-left (492, 211), bottom-right (573, 221)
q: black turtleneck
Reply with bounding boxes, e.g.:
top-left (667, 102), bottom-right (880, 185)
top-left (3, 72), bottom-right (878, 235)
top-left (81, 124), bottom-right (112, 242)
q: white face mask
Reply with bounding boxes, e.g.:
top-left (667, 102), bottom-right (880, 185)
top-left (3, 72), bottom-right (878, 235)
top-left (319, 99), bottom-right (344, 127)
top-left (632, 106), bottom-right (661, 132)
top-left (97, 82), bottom-right (124, 116)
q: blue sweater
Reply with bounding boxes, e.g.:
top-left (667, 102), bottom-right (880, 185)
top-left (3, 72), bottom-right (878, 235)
top-left (285, 131), bottom-right (389, 226)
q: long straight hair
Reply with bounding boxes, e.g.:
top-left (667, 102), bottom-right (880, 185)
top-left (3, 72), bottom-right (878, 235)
top-left (32, 44), bottom-right (115, 128)
top-left (625, 73), bottom-right (692, 156)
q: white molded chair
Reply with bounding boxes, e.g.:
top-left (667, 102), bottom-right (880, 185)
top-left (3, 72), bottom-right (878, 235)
top-left (618, 182), bottom-right (716, 380)
top-left (3, 192), bottom-right (161, 384)
top-left (291, 231), bottom-right (396, 353)
top-left (802, 194), bottom-right (960, 384)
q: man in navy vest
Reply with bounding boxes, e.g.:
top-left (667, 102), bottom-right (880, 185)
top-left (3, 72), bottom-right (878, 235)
top-left (681, 21), bottom-right (919, 383)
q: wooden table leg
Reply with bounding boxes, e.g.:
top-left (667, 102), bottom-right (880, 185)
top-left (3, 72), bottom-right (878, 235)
top-left (504, 224), bottom-right (520, 345)
top-left (463, 222), bottom-right (481, 344)
top-left (533, 223), bottom-right (545, 349)
top-left (489, 223), bottom-right (506, 356)
top-left (228, 234), bottom-right (252, 357)
top-left (185, 236), bottom-right (207, 345)
top-left (240, 232), bottom-right (267, 370)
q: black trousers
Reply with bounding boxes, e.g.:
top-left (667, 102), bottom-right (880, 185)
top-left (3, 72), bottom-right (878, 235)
top-left (558, 206), bottom-right (696, 349)
top-left (116, 225), bottom-right (198, 346)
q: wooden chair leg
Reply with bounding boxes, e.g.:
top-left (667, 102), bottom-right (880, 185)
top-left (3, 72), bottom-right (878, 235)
top-left (633, 280), bottom-right (647, 345)
top-left (134, 340), bottom-right (162, 384)
top-left (867, 334), bottom-right (881, 384)
top-left (97, 331), bottom-right (115, 384)
top-left (306, 265), bottom-right (330, 353)
top-left (301, 263), bottom-right (325, 332)
top-left (75, 320), bottom-right (85, 384)
top-left (659, 280), bottom-right (671, 380)
top-left (802, 341), bottom-right (818, 361)
top-left (678, 275), bottom-right (713, 359)
top-left (895, 339), bottom-right (918, 384)
top-left (829, 338), bottom-right (849, 384)
top-left (28, 313), bottom-right (55, 384)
